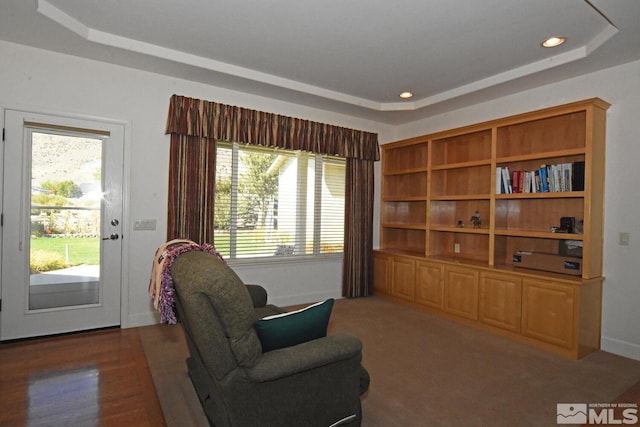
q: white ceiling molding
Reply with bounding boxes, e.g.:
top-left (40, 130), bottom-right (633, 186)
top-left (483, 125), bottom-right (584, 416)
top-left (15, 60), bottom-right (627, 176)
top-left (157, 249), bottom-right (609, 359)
top-left (36, 0), bottom-right (619, 114)
top-left (0, 0), bottom-right (627, 123)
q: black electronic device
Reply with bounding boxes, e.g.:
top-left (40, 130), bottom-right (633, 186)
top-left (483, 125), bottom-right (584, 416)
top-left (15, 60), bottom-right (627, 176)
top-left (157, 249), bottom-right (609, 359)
top-left (560, 216), bottom-right (575, 233)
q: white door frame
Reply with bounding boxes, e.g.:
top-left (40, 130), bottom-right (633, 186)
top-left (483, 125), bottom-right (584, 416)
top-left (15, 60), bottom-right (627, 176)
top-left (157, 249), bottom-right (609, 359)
top-left (0, 108), bottom-right (130, 340)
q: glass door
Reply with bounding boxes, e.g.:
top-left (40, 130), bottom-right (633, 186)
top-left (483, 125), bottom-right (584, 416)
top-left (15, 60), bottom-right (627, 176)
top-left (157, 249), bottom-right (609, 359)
top-left (1, 110), bottom-right (124, 340)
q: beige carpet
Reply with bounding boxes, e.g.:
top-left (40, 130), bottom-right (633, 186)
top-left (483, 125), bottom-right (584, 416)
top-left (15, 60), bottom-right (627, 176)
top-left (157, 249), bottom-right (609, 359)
top-left (139, 296), bottom-right (640, 427)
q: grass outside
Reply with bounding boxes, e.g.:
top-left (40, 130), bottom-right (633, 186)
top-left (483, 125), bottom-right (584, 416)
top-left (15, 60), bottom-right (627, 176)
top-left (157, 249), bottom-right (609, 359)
top-left (213, 229), bottom-right (284, 257)
top-left (30, 237), bottom-right (100, 266)
top-left (213, 233), bottom-right (230, 256)
top-left (29, 230), bottom-right (340, 270)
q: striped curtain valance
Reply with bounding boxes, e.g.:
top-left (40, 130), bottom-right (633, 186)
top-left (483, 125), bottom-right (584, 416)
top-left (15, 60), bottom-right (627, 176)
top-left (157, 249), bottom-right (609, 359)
top-left (166, 94), bottom-right (380, 161)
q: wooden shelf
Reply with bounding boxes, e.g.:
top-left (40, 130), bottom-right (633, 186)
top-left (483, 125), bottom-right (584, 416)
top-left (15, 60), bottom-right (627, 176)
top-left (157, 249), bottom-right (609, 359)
top-left (431, 159), bottom-right (491, 171)
top-left (380, 98), bottom-right (607, 278)
top-left (382, 223), bottom-right (427, 230)
top-left (377, 98), bottom-right (609, 359)
top-left (377, 248), bottom-right (426, 258)
top-left (495, 192), bottom-right (584, 200)
top-left (385, 166), bottom-right (429, 175)
top-left (429, 226), bottom-right (489, 234)
top-left (495, 147), bottom-right (585, 164)
top-left (383, 196), bottom-right (428, 202)
top-left (431, 194), bottom-right (491, 201)
top-left (493, 230), bottom-right (584, 240)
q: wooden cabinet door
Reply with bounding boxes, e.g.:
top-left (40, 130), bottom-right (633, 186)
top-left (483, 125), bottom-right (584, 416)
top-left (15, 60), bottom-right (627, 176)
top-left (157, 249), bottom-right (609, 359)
top-left (522, 279), bottom-right (575, 348)
top-left (479, 272), bottom-right (522, 332)
top-left (391, 256), bottom-right (415, 301)
top-left (373, 252), bottom-right (391, 294)
top-left (444, 265), bottom-right (479, 320)
top-left (415, 260), bottom-right (444, 309)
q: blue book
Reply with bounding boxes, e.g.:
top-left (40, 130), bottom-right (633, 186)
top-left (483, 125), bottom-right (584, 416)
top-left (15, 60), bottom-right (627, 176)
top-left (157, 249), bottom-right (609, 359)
top-left (539, 164), bottom-right (549, 192)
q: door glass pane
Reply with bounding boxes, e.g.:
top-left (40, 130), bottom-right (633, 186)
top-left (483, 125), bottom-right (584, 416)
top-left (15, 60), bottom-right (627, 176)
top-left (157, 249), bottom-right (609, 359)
top-left (29, 131), bottom-right (102, 310)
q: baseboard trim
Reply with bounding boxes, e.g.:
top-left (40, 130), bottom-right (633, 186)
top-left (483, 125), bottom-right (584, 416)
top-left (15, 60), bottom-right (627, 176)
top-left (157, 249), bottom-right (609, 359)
top-left (601, 336), bottom-right (640, 361)
top-left (125, 311), bottom-right (160, 329)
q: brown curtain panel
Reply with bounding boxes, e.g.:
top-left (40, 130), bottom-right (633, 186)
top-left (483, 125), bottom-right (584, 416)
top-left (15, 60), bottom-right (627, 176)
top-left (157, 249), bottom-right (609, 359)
top-left (165, 94), bottom-right (379, 297)
top-left (166, 134), bottom-right (216, 243)
top-left (342, 158), bottom-right (375, 297)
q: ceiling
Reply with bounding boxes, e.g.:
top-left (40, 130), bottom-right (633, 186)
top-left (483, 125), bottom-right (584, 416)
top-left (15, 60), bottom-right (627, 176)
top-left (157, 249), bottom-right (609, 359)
top-left (1, 0), bottom-right (639, 125)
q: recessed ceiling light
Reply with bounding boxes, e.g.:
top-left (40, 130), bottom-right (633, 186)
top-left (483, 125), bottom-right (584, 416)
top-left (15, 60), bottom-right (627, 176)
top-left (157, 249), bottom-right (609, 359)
top-left (542, 36), bottom-right (566, 48)
top-left (399, 91), bottom-right (413, 99)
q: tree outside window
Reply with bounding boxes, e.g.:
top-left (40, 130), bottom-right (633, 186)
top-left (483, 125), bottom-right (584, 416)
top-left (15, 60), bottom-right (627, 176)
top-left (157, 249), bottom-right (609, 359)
top-left (214, 142), bottom-right (345, 260)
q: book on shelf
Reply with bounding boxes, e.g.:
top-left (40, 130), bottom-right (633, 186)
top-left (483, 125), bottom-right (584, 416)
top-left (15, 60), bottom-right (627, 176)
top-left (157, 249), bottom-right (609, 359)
top-left (502, 166), bottom-right (512, 194)
top-left (572, 161), bottom-right (585, 191)
top-left (539, 164), bottom-right (550, 192)
top-left (510, 170), bottom-right (522, 193)
top-left (518, 170), bottom-right (525, 193)
top-left (545, 163), bottom-right (572, 192)
top-left (550, 164), bottom-right (559, 192)
top-left (560, 163), bottom-right (573, 192)
top-left (523, 171), bottom-right (532, 193)
top-left (510, 170), bottom-right (518, 193)
top-left (496, 161), bottom-right (583, 194)
top-left (496, 167), bottom-right (503, 193)
top-left (496, 166), bottom-right (513, 194)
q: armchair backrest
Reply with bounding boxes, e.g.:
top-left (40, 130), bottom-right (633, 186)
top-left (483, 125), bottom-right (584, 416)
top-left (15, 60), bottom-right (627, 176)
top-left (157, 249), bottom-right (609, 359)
top-left (171, 251), bottom-right (262, 379)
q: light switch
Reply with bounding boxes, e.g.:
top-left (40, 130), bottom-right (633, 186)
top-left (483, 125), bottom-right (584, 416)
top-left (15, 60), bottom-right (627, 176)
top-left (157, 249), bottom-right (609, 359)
top-left (134, 219), bottom-right (156, 231)
top-left (618, 232), bottom-right (630, 246)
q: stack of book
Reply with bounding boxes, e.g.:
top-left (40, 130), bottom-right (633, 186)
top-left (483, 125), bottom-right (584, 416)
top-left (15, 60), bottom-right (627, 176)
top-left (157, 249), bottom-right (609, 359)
top-left (496, 161), bottom-right (584, 194)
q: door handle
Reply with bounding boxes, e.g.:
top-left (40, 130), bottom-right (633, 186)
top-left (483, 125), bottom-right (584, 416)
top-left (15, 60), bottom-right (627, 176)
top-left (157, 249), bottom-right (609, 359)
top-left (102, 233), bottom-right (119, 241)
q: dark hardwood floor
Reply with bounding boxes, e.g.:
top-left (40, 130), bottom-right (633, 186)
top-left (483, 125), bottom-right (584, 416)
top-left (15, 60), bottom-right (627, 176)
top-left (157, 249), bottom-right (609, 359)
top-left (2, 300), bottom-right (640, 427)
top-left (0, 328), bottom-right (166, 427)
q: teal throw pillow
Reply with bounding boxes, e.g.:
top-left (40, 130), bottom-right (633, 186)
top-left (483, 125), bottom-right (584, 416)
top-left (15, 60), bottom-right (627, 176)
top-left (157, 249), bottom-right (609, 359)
top-left (255, 298), bottom-right (334, 352)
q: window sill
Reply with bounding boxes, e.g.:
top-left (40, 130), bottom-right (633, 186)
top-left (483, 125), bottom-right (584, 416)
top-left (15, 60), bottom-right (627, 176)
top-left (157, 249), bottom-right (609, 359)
top-left (227, 253), bottom-right (343, 267)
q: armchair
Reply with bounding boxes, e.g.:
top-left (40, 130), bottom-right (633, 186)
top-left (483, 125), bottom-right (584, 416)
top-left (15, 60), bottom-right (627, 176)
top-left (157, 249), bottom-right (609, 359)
top-left (170, 250), bottom-right (369, 427)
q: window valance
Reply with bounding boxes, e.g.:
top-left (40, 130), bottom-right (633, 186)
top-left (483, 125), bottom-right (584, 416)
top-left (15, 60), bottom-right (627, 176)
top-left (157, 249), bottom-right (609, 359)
top-left (166, 94), bottom-right (379, 161)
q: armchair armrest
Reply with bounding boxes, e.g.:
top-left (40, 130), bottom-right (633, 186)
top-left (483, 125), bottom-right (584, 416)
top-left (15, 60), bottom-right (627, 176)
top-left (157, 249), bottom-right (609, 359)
top-left (245, 284), bottom-right (268, 308)
top-left (246, 334), bottom-right (363, 382)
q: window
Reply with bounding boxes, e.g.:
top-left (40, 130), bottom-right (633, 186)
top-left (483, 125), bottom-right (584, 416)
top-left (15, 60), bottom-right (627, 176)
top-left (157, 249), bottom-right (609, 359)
top-left (215, 142), bottom-right (345, 260)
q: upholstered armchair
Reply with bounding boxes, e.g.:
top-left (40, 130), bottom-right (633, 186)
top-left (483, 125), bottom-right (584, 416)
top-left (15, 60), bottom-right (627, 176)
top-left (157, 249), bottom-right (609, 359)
top-left (171, 251), bottom-right (369, 427)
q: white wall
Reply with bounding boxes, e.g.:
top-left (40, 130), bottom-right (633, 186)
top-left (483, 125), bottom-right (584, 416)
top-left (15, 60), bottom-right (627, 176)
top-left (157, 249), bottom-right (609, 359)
top-left (0, 40), bottom-right (394, 329)
top-left (391, 59), bottom-right (640, 360)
